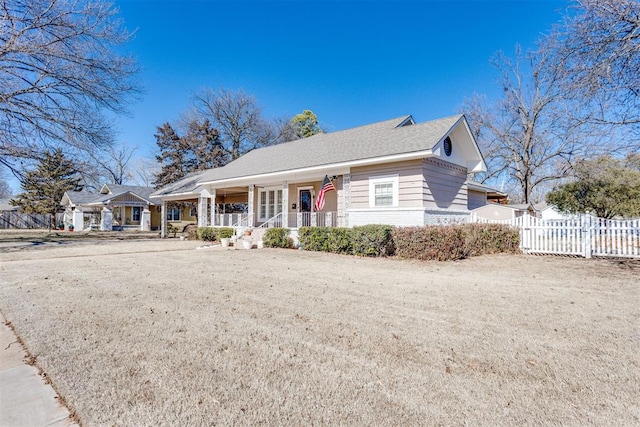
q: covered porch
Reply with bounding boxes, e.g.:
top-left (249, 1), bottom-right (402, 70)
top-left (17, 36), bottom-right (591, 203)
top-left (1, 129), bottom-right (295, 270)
top-left (160, 173), bottom-right (349, 237)
top-left (205, 176), bottom-right (345, 229)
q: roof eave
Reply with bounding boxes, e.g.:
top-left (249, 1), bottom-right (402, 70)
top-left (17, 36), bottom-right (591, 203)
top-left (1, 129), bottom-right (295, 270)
top-left (197, 149), bottom-right (436, 188)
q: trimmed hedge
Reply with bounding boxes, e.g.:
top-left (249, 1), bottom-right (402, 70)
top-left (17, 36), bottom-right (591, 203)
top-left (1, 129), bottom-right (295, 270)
top-left (393, 226), bottom-right (467, 261)
top-left (196, 227), bottom-right (235, 242)
top-left (392, 223), bottom-right (520, 261)
top-left (298, 227), bottom-right (330, 252)
top-left (463, 223), bottom-right (520, 256)
top-left (263, 227), bottom-right (294, 248)
top-left (298, 225), bottom-right (395, 257)
top-left (326, 227), bottom-right (353, 254)
top-left (283, 223), bottom-right (519, 261)
top-left (351, 225), bottom-right (395, 257)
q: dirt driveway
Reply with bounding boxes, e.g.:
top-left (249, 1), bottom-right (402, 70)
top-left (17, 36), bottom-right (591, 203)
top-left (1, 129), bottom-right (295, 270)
top-left (1, 239), bottom-right (638, 426)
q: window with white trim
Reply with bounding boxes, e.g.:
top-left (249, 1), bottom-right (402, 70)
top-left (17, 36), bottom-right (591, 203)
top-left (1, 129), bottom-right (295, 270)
top-left (167, 207), bottom-right (180, 221)
top-left (369, 175), bottom-right (399, 207)
top-left (259, 188), bottom-right (283, 221)
top-left (132, 206), bottom-right (141, 222)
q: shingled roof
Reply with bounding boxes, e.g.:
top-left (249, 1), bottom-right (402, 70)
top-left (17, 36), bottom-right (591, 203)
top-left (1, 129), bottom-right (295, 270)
top-left (97, 184), bottom-right (161, 205)
top-left (153, 114), bottom-right (483, 198)
top-left (197, 114), bottom-right (462, 184)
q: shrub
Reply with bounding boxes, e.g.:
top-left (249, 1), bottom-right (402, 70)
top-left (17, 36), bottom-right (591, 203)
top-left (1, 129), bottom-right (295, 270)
top-left (351, 224), bottom-right (395, 257)
top-left (298, 227), bottom-right (330, 251)
top-left (463, 223), bottom-right (520, 256)
top-left (326, 228), bottom-right (353, 254)
top-left (263, 228), bottom-right (293, 248)
top-left (197, 227), bottom-right (216, 242)
top-left (217, 227), bottom-right (235, 239)
top-left (393, 223), bottom-right (521, 261)
top-left (167, 223), bottom-right (179, 238)
top-left (185, 224), bottom-right (198, 240)
top-left (393, 225), bottom-right (468, 261)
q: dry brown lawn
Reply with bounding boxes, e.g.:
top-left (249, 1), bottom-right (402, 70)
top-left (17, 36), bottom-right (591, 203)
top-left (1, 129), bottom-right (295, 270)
top-left (0, 238), bottom-right (638, 426)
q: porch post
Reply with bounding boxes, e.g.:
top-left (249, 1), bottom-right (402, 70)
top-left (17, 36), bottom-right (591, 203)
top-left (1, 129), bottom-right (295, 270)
top-left (210, 189), bottom-right (216, 226)
top-left (72, 208), bottom-right (84, 231)
top-left (340, 173), bottom-right (351, 227)
top-left (282, 181), bottom-right (289, 228)
top-left (161, 201), bottom-right (167, 238)
top-left (197, 195), bottom-right (208, 227)
top-left (100, 206), bottom-right (113, 231)
top-left (141, 206), bottom-right (151, 231)
top-left (248, 185), bottom-right (255, 227)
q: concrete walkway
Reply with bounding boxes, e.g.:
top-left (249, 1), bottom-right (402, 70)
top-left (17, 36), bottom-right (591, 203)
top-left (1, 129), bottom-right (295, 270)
top-left (0, 319), bottom-right (77, 427)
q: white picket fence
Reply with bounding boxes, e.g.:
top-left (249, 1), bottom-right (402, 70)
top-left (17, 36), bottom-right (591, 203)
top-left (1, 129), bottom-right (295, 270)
top-left (471, 213), bottom-right (640, 259)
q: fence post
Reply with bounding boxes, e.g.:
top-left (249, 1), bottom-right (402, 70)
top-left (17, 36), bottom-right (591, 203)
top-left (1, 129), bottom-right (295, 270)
top-left (583, 214), bottom-right (592, 259)
top-left (520, 214), bottom-right (529, 254)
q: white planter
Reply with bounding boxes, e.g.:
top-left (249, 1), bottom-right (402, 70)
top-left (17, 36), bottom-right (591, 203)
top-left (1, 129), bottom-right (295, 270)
top-left (221, 238), bottom-right (230, 247)
top-left (257, 240), bottom-right (263, 249)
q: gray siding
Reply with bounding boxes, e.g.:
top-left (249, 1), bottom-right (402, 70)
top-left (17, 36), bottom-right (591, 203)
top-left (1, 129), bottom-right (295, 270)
top-left (422, 158), bottom-right (468, 210)
top-left (350, 160), bottom-right (424, 209)
top-left (467, 189), bottom-right (488, 210)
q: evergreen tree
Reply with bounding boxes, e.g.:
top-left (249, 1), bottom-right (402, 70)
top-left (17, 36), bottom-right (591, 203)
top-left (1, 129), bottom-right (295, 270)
top-left (290, 110), bottom-right (322, 139)
top-left (154, 119), bottom-right (228, 188)
top-left (154, 123), bottom-right (184, 188)
top-left (182, 119), bottom-right (228, 171)
top-left (11, 149), bottom-right (83, 217)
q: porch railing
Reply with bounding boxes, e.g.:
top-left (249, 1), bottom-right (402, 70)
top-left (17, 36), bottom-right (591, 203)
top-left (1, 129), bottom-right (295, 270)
top-left (213, 213), bottom-right (253, 227)
top-left (258, 212), bottom-right (284, 228)
top-left (288, 212), bottom-right (338, 228)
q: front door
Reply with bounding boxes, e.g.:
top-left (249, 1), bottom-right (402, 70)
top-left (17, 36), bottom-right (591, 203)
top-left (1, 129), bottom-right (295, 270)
top-left (299, 189), bottom-right (312, 226)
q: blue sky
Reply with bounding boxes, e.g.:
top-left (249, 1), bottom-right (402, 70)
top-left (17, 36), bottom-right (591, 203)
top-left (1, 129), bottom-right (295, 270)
top-left (2, 0), bottom-right (570, 192)
top-left (112, 0), bottom-right (569, 159)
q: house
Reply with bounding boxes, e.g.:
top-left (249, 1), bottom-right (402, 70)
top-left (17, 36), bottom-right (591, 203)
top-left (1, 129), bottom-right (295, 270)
top-left (471, 201), bottom-right (575, 222)
top-left (536, 202), bottom-right (573, 221)
top-left (60, 184), bottom-right (182, 231)
top-left (470, 203), bottom-right (535, 221)
top-left (152, 114), bottom-right (503, 237)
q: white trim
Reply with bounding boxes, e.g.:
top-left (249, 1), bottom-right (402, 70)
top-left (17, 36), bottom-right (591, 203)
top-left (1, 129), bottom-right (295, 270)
top-left (368, 175), bottom-right (399, 208)
top-left (296, 186), bottom-right (314, 213)
top-left (199, 149), bottom-right (435, 187)
top-left (258, 187), bottom-right (283, 222)
top-left (348, 207), bottom-right (425, 213)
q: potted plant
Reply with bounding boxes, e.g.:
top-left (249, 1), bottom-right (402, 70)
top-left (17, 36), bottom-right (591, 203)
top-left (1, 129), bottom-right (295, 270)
top-left (68, 224), bottom-right (74, 232)
top-left (218, 227), bottom-right (234, 247)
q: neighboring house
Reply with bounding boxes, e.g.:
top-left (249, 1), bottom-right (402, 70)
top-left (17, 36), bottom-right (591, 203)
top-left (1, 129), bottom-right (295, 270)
top-left (60, 184), bottom-right (169, 231)
top-left (0, 200), bottom-right (19, 213)
top-left (471, 201), bottom-right (574, 222)
top-left (471, 203), bottom-right (537, 221)
top-left (536, 202), bottom-right (573, 221)
top-left (466, 181), bottom-right (508, 210)
top-left (153, 114), bottom-right (503, 236)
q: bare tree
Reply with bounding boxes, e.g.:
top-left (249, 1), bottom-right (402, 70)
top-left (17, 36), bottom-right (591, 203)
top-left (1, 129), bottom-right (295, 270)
top-left (0, 0), bottom-right (139, 175)
top-left (191, 88), bottom-right (281, 161)
top-left (0, 174), bottom-right (11, 198)
top-left (463, 48), bottom-right (610, 204)
top-left (79, 143), bottom-right (136, 190)
top-left (131, 157), bottom-right (159, 188)
top-left (548, 0), bottom-right (640, 133)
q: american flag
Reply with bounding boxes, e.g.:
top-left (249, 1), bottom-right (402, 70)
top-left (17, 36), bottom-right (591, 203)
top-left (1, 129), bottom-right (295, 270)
top-left (314, 175), bottom-right (336, 211)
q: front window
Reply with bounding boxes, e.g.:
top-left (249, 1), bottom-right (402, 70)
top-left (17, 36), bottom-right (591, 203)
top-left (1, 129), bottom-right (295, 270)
top-left (259, 188), bottom-right (283, 221)
top-left (369, 175), bottom-right (399, 207)
top-left (167, 207), bottom-right (181, 221)
top-left (132, 207), bottom-right (141, 222)
top-left (374, 183), bottom-right (394, 206)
